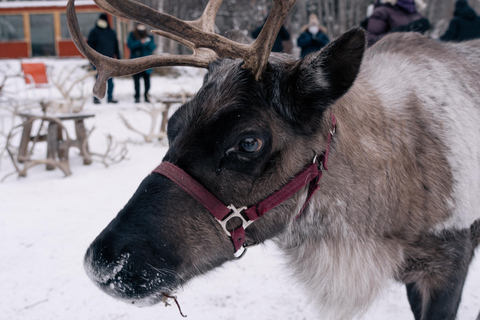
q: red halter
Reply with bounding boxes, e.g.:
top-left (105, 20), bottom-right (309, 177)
top-left (152, 113), bottom-right (336, 256)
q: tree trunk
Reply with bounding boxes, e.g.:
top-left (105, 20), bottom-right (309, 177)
top-left (338, 0), bottom-right (347, 34)
top-left (156, 0), bottom-right (164, 53)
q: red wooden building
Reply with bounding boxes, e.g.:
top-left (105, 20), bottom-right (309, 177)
top-left (0, 0), bottom-right (128, 59)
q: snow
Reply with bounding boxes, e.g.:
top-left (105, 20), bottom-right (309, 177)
top-left (1, 58), bottom-right (479, 320)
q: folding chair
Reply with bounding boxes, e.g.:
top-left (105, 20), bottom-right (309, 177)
top-left (21, 62), bottom-right (49, 88)
top-left (21, 62), bottom-right (54, 103)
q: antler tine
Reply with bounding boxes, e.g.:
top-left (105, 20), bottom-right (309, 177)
top-left (246, 0), bottom-right (298, 79)
top-left (66, 0), bottom-right (215, 98)
top-left (189, 0), bottom-right (223, 32)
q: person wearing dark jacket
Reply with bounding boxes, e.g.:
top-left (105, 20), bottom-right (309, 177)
top-left (297, 14), bottom-right (330, 58)
top-left (87, 13), bottom-right (120, 104)
top-left (127, 24), bottom-right (157, 103)
top-left (252, 17), bottom-right (291, 53)
top-left (367, 0), bottom-right (428, 46)
top-left (440, 0), bottom-right (480, 42)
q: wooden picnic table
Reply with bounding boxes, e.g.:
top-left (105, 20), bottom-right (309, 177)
top-left (17, 112), bottom-right (95, 175)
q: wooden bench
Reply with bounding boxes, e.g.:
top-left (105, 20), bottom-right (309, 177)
top-left (17, 112), bottom-right (95, 175)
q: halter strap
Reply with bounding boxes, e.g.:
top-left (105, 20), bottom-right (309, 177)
top-left (152, 113), bottom-right (336, 254)
top-left (155, 162), bottom-right (230, 221)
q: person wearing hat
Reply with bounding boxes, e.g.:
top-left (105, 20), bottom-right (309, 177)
top-left (440, 0), bottom-right (480, 42)
top-left (127, 24), bottom-right (157, 103)
top-left (297, 14), bottom-right (330, 58)
top-left (87, 13), bottom-right (120, 104)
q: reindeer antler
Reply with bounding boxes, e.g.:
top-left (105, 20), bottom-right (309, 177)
top-left (66, 0), bottom-right (297, 98)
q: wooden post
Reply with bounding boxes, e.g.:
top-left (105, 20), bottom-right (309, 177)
top-left (160, 103), bottom-right (171, 134)
top-left (23, 12), bottom-right (32, 57)
top-left (53, 11), bottom-right (61, 57)
top-left (74, 119), bottom-right (92, 165)
top-left (46, 122), bottom-right (59, 170)
top-left (17, 118), bottom-right (33, 163)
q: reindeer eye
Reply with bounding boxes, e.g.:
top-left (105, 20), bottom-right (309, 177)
top-left (238, 138), bottom-right (263, 153)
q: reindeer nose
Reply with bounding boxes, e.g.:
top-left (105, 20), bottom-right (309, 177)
top-left (83, 227), bottom-right (181, 303)
top-left (83, 230), bottom-right (143, 300)
top-left (84, 244), bottom-right (131, 287)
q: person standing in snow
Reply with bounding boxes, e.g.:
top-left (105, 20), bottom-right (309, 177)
top-left (297, 14), bottom-right (330, 58)
top-left (440, 0), bottom-right (480, 42)
top-left (127, 24), bottom-right (157, 103)
top-left (87, 13), bottom-right (120, 104)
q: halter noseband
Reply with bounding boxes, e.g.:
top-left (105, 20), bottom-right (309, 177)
top-left (152, 113), bottom-right (336, 257)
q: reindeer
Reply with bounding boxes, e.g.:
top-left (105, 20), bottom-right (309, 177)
top-left (67, 0), bottom-right (480, 319)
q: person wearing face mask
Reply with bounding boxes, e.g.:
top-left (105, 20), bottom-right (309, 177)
top-left (297, 14), bottom-right (330, 58)
top-left (127, 24), bottom-right (157, 103)
top-left (87, 13), bottom-right (120, 104)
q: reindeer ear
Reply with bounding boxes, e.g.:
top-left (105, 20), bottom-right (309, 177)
top-left (294, 27), bottom-right (366, 109)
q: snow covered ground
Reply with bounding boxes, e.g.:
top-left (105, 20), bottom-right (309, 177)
top-left (0, 58), bottom-right (479, 320)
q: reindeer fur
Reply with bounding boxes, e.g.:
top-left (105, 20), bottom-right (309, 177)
top-left (277, 32), bottom-right (480, 319)
top-left (85, 29), bottom-right (480, 320)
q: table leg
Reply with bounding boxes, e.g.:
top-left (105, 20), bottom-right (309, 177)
top-left (17, 118), bottom-right (33, 163)
top-left (46, 122), bottom-right (59, 170)
top-left (57, 124), bottom-right (67, 161)
top-left (75, 119), bottom-right (92, 165)
top-left (160, 102), bottom-right (171, 135)
top-left (57, 139), bottom-right (72, 176)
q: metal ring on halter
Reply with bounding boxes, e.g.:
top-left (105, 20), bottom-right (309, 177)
top-left (234, 246), bottom-right (248, 259)
top-left (233, 241), bottom-right (259, 259)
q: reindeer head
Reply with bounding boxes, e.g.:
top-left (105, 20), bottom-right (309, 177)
top-left (70, 0), bottom-right (365, 307)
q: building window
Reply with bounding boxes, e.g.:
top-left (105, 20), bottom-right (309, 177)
top-left (0, 14), bottom-right (24, 41)
top-left (30, 14), bottom-right (55, 56)
top-left (60, 12), bottom-right (99, 39)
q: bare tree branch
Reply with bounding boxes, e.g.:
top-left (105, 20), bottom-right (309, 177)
top-left (118, 103), bottom-right (167, 143)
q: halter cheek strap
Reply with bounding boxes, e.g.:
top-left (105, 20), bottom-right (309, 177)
top-left (152, 113), bottom-right (336, 255)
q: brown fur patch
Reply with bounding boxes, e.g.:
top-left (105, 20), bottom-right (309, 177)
top-left (323, 80), bottom-right (453, 240)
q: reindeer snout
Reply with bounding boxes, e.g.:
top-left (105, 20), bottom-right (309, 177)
top-left (83, 243), bottom-right (136, 301)
top-left (83, 229), bottom-right (181, 305)
top-left (84, 246), bottom-right (130, 286)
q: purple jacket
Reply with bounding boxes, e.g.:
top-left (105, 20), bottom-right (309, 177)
top-left (367, 4), bottom-right (423, 46)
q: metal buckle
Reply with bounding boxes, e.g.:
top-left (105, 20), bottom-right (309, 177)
top-left (216, 204), bottom-right (251, 236)
top-left (215, 205), bottom-right (256, 260)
